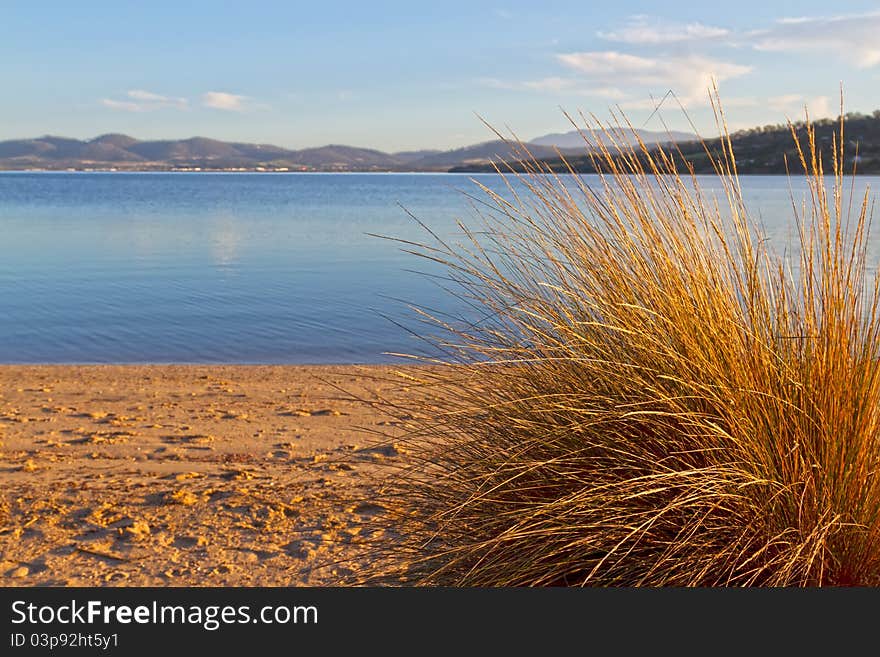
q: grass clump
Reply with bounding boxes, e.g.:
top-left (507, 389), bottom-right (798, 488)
top-left (367, 96), bottom-right (880, 586)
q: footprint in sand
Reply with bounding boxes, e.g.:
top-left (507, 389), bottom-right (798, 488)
top-left (349, 502), bottom-right (386, 517)
top-left (164, 433), bottom-right (215, 446)
top-left (173, 535), bottom-right (209, 548)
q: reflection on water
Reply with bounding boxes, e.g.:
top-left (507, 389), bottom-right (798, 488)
top-left (209, 218), bottom-right (242, 269)
top-left (0, 172), bottom-right (876, 363)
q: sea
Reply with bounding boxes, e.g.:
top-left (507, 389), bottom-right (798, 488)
top-left (0, 172), bottom-right (877, 363)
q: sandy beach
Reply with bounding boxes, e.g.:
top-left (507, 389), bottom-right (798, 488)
top-left (0, 365), bottom-right (415, 586)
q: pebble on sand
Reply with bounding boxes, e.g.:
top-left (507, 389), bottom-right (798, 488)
top-left (123, 520), bottom-right (151, 541)
top-left (167, 490), bottom-right (199, 506)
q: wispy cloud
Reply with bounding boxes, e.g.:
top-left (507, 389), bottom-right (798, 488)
top-left (599, 16), bottom-right (729, 44)
top-left (479, 11), bottom-right (880, 115)
top-left (479, 49), bottom-right (751, 109)
top-left (201, 91), bottom-right (248, 111)
top-left (103, 89), bottom-right (260, 113)
top-left (558, 51), bottom-right (751, 106)
top-left (598, 12), bottom-right (880, 69)
top-left (101, 99), bottom-right (147, 112)
top-left (126, 90), bottom-right (181, 104)
top-left (101, 89), bottom-right (188, 112)
top-left (481, 76), bottom-right (625, 98)
top-left (750, 11), bottom-right (880, 68)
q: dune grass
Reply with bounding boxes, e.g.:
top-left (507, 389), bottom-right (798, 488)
top-left (367, 95), bottom-right (880, 586)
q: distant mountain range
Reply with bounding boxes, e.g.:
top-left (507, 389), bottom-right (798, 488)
top-left (0, 129), bottom-right (696, 172)
top-left (529, 128), bottom-right (697, 149)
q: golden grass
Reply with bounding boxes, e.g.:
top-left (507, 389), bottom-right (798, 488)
top-left (367, 94), bottom-right (880, 586)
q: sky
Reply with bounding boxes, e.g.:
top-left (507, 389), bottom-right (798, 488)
top-left (3, 1), bottom-right (880, 151)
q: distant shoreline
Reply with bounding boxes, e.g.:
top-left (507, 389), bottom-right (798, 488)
top-left (1, 168), bottom-right (876, 176)
top-left (0, 168), bottom-right (479, 174)
top-left (5, 114), bottom-right (880, 175)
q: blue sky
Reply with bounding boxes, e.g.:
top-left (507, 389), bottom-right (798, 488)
top-left (3, 1), bottom-right (880, 151)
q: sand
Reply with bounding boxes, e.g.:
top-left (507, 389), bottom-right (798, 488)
top-left (0, 365), bottom-right (416, 586)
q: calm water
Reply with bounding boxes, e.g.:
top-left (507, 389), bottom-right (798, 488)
top-left (0, 172), bottom-right (877, 363)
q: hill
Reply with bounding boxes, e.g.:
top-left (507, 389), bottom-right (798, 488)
top-left (0, 128), bottom-right (696, 172)
top-left (10, 119), bottom-right (880, 174)
top-left (0, 135), bottom-right (405, 172)
top-left (529, 127), bottom-right (697, 149)
top-left (451, 112), bottom-right (880, 175)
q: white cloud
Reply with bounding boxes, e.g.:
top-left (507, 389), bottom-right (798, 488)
top-left (101, 99), bottom-right (146, 112)
top-left (101, 89), bottom-right (188, 112)
top-left (201, 91), bottom-right (247, 111)
top-left (476, 11), bottom-right (874, 121)
top-left (559, 51), bottom-right (657, 75)
top-left (102, 90), bottom-right (263, 113)
top-left (558, 51), bottom-right (752, 106)
top-left (481, 76), bottom-right (624, 98)
top-left (479, 51), bottom-right (750, 109)
top-left (599, 16), bottom-right (730, 44)
top-left (524, 78), bottom-right (625, 98)
top-left (127, 89), bottom-right (175, 103)
top-left (750, 12), bottom-right (880, 68)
